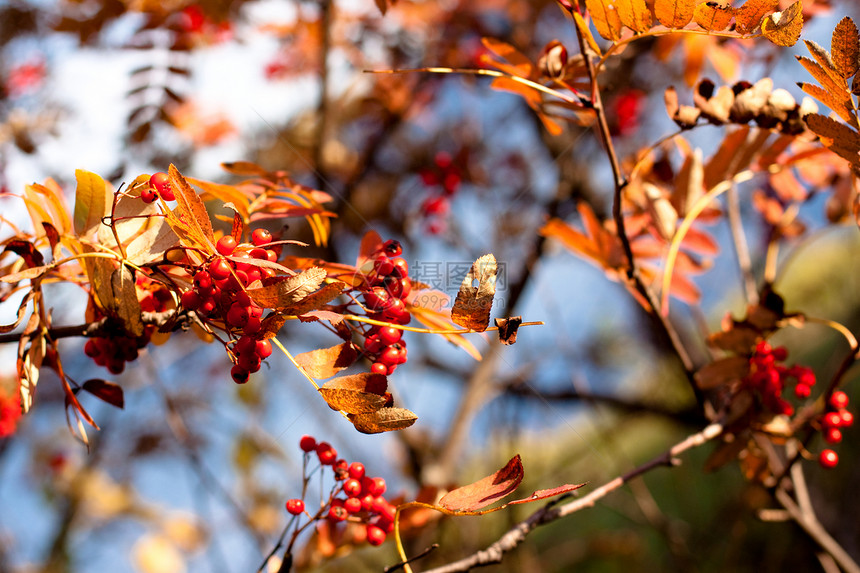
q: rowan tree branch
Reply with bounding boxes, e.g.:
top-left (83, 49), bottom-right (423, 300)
top-left (414, 423), bottom-right (723, 573)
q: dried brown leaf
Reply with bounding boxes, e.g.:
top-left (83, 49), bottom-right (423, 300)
top-left (495, 316), bottom-right (523, 345)
top-left (797, 53), bottom-right (849, 103)
top-left (439, 455), bottom-right (524, 512)
top-left (81, 379), bottom-right (124, 409)
top-left (350, 407), bottom-right (417, 434)
top-left (832, 17), bottom-right (860, 79)
top-left (247, 267), bottom-right (327, 310)
top-left (319, 373), bottom-right (388, 415)
top-left (655, 0), bottom-right (695, 29)
top-left (167, 164), bottom-right (215, 252)
top-left (295, 342), bottom-right (358, 379)
top-left (451, 254), bottom-right (497, 332)
top-left (507, 482), bottom-right (588, 505)
top-left (695, 355), bottom-right (749, 390)
top-left (798, 83), bottom-right (857, 127)
top-left (112, 265), bottom-right (144, 337)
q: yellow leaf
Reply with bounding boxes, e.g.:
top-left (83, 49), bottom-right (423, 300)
top-left (585, 0), bottom-right (622, 41)
top-left (734, 0), bottom-right (779, 35)
top-left (654, 0), bottom-right (694, 29)
top-left (133, 534), bottom-right (186, 573)
top-left (761, 0), bottom-right (803, 47)
top-left (693, 2), bottom-right (733, 32)
top-left (616, 0), bottom-right (652, 33)
top-left (574, 12), bottom-right (602, 57)
top-left (832, 17), bottom-right (860, 79)
top-left (480, 37), bottom-right (533, 78)
top-left (73, 170), bottom-right (109, 238)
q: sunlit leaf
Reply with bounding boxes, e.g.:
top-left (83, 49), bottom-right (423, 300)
top-left (111, 265), bottom-right (144, 337)
top-left (167, 164), bottom-right (215, 252)
top-left (439, 455), bottom-right (524, 512)
top-left (832, 17), bottom-right (860, 79)
top-left (654, 0), bottom-right (694, 29)
top-left (798, 83), bottom-right (857, 126)
top-left (585, 0), bottom-right (622, 41)
top-left (761, 0), bottom-right (803, 47)
top-left (451, 254), bottom-right (497, 332)
top-left (480, 37), bottom-right (533, 78)
top-left (73, 169), bottom-right (109, 238)
top-left (295, 342), bottom-right (358, 379)
top-left (734, 0), bottom-right (778, 35)
top-left (615, 0), bottom-right (652, 33)
top-left (693, 2), bottom-right (733, 32)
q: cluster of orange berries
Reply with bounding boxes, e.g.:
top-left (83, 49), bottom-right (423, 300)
top-left (285, 436), bottom-right (396, 546)
top-left (360, 240), bottom-right (411, 376)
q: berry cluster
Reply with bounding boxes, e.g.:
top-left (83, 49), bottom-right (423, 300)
top-left (84, 277), bottom-right (171, 374)
top-left (744, 341), bottom-right (814, 416)
top-left (179, 230), bottom-right (277, 383)
top-left (141, 172), bottom-right (175, 203)
top-left (285, 435), bottom-right (396, 547)
top-left (360, 240), bottom-right (411, 375)
top-left (419, 152), bottom-right (462, 234)
top-left (818, 391), bottom-right (853, 469)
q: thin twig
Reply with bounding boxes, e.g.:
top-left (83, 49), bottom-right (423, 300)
top-left (726, 181), bottom-right (758, 305)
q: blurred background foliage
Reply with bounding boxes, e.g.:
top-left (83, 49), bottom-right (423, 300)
top-left (2, 0), bottom-right (860, 572)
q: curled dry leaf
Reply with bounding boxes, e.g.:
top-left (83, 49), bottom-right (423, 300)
top-left (247, 267), bottom-right (327, 310)
top-left (439, 455), bottom-right (524, 513)
top-left (495, 316), bottom-right (523, 345)
top-left (760, 0), bottom-right (803, 47)
top-left (507, 482), bottom-right (587, 505)
top-left (295, 342), bottom-right (358, 379)
top-left (349, 407), bottom-right (417, 434)
top-left (319, 373), bottom-right (388, 415)
top-left (451, 254), bottom-right (497, 332)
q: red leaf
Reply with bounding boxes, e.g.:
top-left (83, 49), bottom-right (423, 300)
top-left (82, 379), bottom-right (125, 409)
top-left (439, 455), bottom-right (524, 512)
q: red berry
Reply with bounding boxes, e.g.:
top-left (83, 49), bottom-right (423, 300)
top-left (334, 459), bottom-right (349, 478)
top-left (794, 383), bottom-right (811, 400)
top-left (343, 478), bottom-right (362, 498)
top-left (840, 410), bottom-right (854, 426)
top-left (249, 247), bottom-right (269, 261)
top-left (360, 493), bottom-right (375, 511)
top-left (442, 172), bottom-right (461, 194)
top-left (194, 271), bottom-right (213, 291)
top-left (299, 435), bottom-right (316, 452)
top-left (208, 258), bottom-right (232, 280)
top-left (150, 172), bottom-right (171, 195)
top-left (825, 427), bottom-right (843, 444)
top-left (328, 505), bottom-right (348, 522)
top-left (365, 335), bottom-right (383, 354)
top-left (286, 498), bottom-right (305, 515)
top-left (227, 303), bottom-right (250, 328)
top-left (772, 346), bottom-right (788, 361)
top-left (255, 339), bottom-right (272, 359)
top-left (252, 228), bottom-right (272, 246)
top-left (367, 477), bottom-right (386, 497)
top-left (244, 316), bottom-right (262, 335)
top-left (374, 257), bottom-right (395, 277)
top-left (830, 391), bottom-right (849, 410)
top-left (381, 298), bottom-right (406, 321)
top-left (363, 287), bottom-right (392, 311)
top-left (316, 443), bottom-right (337, 465)
top-left (823, 411), bottom-right (842, 429)
top-left (378, 327), bottom-right (402, 346)
top-left (180, 290), bottom-right (201, 310)
top-left (140, 188), bottom-right (157, 203)
top-left (390, 257), bottom-right (409, 278)
top-left (348, 462), bottom-right (365, 480)
top-left (382, 240), bottom-right (402, 257)
top-left (819, 449), bottom-right (839, 469)
top-left (797, 368), bottom-right (816, 387)
top-left (379, 346), bottom-right (403, 367)
top-left (366, 524), bottom-right (386, 546)
top-left (422, 196), bottom-right (449, 216)
top-left (84, 339), bottom-right (100, 358)
top-left (217, 235), bottom-right (237, 256)
top-left (231, 365), bottom-right (250, 384)
top-left (344, 497), bottom-right (362, 514)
